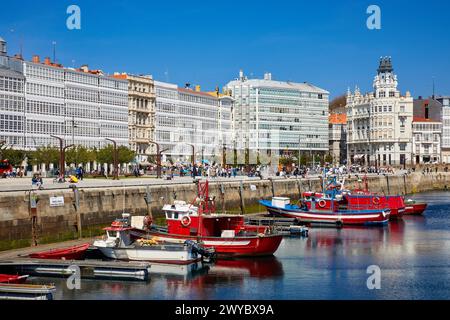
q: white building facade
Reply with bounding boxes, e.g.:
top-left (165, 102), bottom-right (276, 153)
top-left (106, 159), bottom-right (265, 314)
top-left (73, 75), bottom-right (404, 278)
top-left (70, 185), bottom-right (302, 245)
top-left (154, 81), bottom-right (232, 163)
top-left (412, 120), bottom-right (441, 164)
top-left (346, 57), bottom-right (414, 166)
top-left (224, 71), bottom-right (329, 157)
top-left (0, 37), bottom-right (128, 151)
top-left (436, 96), bottom-right (450, 163)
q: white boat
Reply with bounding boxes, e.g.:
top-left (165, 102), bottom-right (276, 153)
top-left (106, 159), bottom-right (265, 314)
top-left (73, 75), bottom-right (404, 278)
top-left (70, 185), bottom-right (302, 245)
top-left (93, 214), bottom-right (212, 264)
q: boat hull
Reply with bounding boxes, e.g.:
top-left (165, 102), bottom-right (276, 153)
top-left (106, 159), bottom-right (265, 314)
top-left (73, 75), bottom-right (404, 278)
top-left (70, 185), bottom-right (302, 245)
top-left (0, 274), bottom-right (29, 284)
top-left (28, 243), bottom-right (90, 260)
top-left (132, 230), bottom-right (283, 257)
top-left (260, 200), bottom-right (389, 226)
top-left (94, 242), bottom-right (199, 265)
top-left (404, 202), bottom-right (427, 215)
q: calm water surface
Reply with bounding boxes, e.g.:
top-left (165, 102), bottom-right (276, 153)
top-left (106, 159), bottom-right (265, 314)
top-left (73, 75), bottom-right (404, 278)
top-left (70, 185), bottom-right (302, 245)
top-left (33, 191), bottom-right (450, 300)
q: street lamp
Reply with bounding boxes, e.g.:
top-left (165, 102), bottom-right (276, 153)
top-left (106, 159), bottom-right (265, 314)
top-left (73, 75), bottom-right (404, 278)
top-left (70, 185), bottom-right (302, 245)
top-left (105, 138), bottom-right (119, 180)
top-left (50, 135), bottom-right (66, 180)
top-left (186, 143), bottom-right (195, 168)
top-left (148, 140), bottom-right (170, 178)
top-left (222, 143), bottom-right (227, 167)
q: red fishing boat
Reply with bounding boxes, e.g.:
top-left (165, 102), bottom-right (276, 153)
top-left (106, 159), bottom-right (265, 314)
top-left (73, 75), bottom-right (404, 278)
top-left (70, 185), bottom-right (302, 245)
top-left (349, 176), bottom-right (405, 219)
top-left (0, 274), bottom-right (29, 284)
top-left (132, 180), bottom-right (283, 257)
top-left (28, 243), bottom-right (90, 260)
top-left (404, 199), bottom-right (427, 215)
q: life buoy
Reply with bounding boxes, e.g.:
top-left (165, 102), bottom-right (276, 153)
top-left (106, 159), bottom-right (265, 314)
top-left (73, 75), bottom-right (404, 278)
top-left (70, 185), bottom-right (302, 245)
top-left (143, 216), bottom-right (153, 229)
top-left (318, 199), bottom-right (327, 208)
top-left (373, 197), bottom-right (380, 205)
top-left (181, 215), bottom-right (191, 227)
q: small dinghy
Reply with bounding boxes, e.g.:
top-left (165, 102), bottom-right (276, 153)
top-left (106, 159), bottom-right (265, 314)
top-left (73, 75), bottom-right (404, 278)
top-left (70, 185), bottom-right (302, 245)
top-left (28, 243), bottom-right (90, 260)
top-left (0, 274), bottom-right (29, 284)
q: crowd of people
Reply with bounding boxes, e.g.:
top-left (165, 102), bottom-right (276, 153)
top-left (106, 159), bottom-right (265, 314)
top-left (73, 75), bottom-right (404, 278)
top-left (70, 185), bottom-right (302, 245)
top-left (159, 164), bottom-right (249, 180)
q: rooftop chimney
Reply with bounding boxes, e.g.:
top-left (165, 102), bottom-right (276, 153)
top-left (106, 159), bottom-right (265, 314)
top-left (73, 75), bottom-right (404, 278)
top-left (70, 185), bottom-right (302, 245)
top-left (80, 65), bottom-right (89, 72)
top-left (239, 69), bottom-right (244, 81)
top-left (195, 85), bottom-right (201, 92)
top-left (44, 57), bottom-right (51, 65)
top-left (264, 72), bottom-right (272, 81)
top-left (32, 55), bottom-right (40, 63)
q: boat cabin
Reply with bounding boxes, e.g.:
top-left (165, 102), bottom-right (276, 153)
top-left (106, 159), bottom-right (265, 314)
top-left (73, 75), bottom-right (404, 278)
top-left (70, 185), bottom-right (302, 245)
top-left (103, 214), bottom-right (134, 247)
top-left (163, 201), bottom-right (247, 237)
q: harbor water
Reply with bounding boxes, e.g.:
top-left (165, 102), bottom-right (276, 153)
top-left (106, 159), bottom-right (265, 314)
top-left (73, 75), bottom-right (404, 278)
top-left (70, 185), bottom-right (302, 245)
top-left (29, 191), bottom-right (450, 300)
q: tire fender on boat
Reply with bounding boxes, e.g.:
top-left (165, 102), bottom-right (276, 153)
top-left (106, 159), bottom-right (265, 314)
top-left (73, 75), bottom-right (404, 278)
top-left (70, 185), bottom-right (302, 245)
top-left (318, 199), bottom-right (327, 208)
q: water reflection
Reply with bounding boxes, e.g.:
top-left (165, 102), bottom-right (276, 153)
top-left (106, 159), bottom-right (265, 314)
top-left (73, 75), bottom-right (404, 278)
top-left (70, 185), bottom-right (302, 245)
top-left (28, 191), bottom-right (450, 299)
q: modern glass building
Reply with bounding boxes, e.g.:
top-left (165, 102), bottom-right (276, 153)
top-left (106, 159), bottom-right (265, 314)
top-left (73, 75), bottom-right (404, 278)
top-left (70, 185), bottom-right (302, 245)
top-left (154, 81), bottom-right (232, 163)
top-left (224, 71), bottom-right (329, 156)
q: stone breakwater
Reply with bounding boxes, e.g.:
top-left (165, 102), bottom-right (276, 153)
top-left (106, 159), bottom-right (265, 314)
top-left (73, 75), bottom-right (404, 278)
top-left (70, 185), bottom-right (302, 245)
top-left (0, 172), bottom-right (449, 249)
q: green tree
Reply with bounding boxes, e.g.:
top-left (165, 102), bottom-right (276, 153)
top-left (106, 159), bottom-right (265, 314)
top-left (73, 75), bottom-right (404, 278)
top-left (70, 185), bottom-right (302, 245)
top-left (0, 149), bottom-right (28, 167)
top-left (325, 153), bottom-right (333, 164)
top-left (30, 145), bottom-right (59, 166)
top-left (279, 155), bottom-right (295, 166)
top-left (117, 146), bottom-right (136, 164)
top-left (66, 145), bottom-right (90, 165)
top-left (97, 145), bottom-right (114, 164)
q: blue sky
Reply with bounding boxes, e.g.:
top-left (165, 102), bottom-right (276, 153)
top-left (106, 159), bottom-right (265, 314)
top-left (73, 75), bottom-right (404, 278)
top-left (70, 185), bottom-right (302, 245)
top-left (1, 0), bottom-right (449, 98)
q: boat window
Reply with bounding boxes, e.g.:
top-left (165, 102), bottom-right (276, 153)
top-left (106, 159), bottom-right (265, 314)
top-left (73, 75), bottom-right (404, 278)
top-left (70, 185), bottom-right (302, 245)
top-left (174, 213), bottom-right (179, 219)
top-left (108, 231), bottom-right (117, 238)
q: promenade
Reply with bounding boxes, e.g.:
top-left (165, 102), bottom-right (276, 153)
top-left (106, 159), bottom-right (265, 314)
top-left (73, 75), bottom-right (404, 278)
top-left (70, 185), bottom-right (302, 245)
top-left (0, 170), bottom-right (415, 193)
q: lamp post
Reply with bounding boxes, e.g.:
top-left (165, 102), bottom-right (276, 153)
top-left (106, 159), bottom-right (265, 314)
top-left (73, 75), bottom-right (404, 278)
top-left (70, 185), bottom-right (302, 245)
top-left (148, 140), bottom-right (170, 178)
top-left (105, 138), bottom-right (119, 180)
top-left (222, 143), bottom-right (226, 167)
top-left (50, 135), bottom-right (66, 180)
top-left (186, 143), bottom-right (195, 168)
top-left (63, 144), bottom-right (74, 175)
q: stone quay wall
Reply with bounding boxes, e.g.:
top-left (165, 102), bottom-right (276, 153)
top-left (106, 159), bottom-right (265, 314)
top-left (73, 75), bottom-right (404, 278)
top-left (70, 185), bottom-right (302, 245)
top-left (0, 172), bottom-right (449, 248)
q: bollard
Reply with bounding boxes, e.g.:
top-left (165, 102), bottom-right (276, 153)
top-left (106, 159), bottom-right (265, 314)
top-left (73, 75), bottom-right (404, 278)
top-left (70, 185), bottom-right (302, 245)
top-left (403, 174), bottom-right (407, 195)
top-left (385, 175), bottom-right (390, 194)
top-left (269, 178), bottom-right (275, 197)
top-left (144, 185), bottom-right (153, 220)
top-left (72, 186), bottom-right (82, 239)
top-left (296, 178), bottom-right (302, 200)
top-left (28, 190), bottom-right (39, 246)
top-left (239, 181), bottom-right (246, 215)
top-left (220, 183), bottom-right (226, 213)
